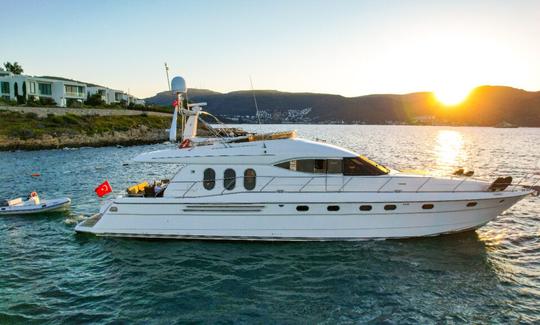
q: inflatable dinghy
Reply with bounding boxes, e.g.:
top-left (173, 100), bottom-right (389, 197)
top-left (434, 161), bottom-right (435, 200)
top-left (0, 192), bottom-right (71, 215)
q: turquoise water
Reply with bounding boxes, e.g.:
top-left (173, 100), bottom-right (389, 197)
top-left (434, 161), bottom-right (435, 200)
top-left (1, 125), bottom-right (539, 324)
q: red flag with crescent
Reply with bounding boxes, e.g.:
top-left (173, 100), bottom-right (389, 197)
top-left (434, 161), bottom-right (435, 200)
top-left (95, 180), bottom-right (112, 197)
top-left (172, 99), bottom-right (179, 107)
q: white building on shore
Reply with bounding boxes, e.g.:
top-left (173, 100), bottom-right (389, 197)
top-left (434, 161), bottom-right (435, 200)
top-left (0, 72), bottom-right (86, 107)
top-left (0, 72), bottom-right (145, 107)
top-left (85, 86), bottom-right (145, 106)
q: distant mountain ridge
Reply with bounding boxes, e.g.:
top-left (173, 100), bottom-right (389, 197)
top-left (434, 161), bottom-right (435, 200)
top-left (145, 86), bottom-right (540, 126)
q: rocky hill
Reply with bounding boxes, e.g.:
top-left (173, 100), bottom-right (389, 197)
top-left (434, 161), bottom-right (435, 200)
top-left (145, 86), bottom-right (540, 126)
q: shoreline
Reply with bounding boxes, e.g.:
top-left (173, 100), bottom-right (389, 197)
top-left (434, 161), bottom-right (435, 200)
top-left (0, 127), bottom-right (169, 151)
top-left (0, 108), bottom-right (172, 151)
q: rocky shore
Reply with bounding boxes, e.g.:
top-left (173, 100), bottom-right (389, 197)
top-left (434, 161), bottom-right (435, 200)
top-left (0, 125), bottom-right (169, 151)
top-left (0, 108), bottom-right (173, 151)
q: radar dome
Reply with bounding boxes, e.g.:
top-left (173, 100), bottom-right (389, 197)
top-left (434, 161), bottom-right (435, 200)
top-left (171, 76), bottom-right (187, 93)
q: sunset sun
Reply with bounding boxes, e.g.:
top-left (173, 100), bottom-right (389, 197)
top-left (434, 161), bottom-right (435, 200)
top-left (434, 87), bottom-right (472, 106)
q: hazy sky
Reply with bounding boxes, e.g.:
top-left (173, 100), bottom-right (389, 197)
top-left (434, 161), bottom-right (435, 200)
top-left (2, 0), bottom-right (539, 98)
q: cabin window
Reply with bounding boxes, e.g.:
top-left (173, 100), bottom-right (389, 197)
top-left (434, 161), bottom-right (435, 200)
top-left (466, 202), bottom-right (477, 207)
top-left (327, 205), bottom-right (340, 211)
top-left (275, 159), bottom-right (343, 174)
top-left (224, 169), bottom-right (236, 190)
top-left (343, 157), bottom-right (389, 176)
top-left (384, 204), bottom-right (397, 211)
top-left (327, 159), bottom-right (343, 173)
top-left (203, 168), bottom-right (215, 190)
top-left (275, 161), bottom-right (290, 170)
top-left (296, 159), bottom-right (315, 173)
top-left (296, 205), bottom-right (309, 212)
top-left (422, 204), bottom-right (434, 210)
top-left (244, 169), bottom-right (256, 190)
top-left (359, 205), bottom-right (372, 211)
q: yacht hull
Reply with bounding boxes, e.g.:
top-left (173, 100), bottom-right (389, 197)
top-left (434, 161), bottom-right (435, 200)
top-left (75, 191), bottom-right (530, 240)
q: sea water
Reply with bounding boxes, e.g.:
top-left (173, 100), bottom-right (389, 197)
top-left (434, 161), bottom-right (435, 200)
top-left (0, 125), bottom-right (539, 324)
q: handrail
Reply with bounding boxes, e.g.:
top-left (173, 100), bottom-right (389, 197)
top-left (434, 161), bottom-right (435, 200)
top-left (416, 177), bottom-right (432, 193)
top-left (258, 176), bottom-right (276, 192)
top-left (451, 178), bottom-right (468, 192)
top-left (338, 177), bottom-right (353, 192)
top-left (167, 174), bottom-right (533, 197)
top-left (376, 178), bottom-right (393, 192)
top-left (182, 181), bottom-right (197, 198)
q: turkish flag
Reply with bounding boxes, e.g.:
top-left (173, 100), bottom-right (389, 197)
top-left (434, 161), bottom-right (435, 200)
top-left (95, 180), bottom-right (112, 197)
top-left (172, 99), bottom-right (178, 107)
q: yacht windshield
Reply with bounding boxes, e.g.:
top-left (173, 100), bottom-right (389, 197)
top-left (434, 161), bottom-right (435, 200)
top-left (343, 156), bottom-right (389, 176)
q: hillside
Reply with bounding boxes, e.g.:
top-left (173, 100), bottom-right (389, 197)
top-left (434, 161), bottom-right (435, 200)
top-left (145, 86), bottom-right (540, 126)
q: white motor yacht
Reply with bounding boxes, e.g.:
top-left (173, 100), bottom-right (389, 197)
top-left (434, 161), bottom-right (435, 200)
top-left (75, 77), bottom-right (536, 240)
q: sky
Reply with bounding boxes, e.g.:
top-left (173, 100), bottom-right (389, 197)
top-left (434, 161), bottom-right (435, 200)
top-left (1, 0), bottom-right (540, 99)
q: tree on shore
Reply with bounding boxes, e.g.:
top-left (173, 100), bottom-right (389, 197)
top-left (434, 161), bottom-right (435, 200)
top-left (4, 62), bottom-right (24, 75)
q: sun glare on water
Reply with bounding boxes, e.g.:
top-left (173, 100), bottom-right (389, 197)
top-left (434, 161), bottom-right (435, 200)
top-left (434, 87), bottom-right (472, 106)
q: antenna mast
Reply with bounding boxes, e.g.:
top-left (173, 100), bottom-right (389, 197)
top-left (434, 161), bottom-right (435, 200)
top-left (164, 63), bottom-right (171, 91)
top-left (250, 76), bottom-right (262, 125)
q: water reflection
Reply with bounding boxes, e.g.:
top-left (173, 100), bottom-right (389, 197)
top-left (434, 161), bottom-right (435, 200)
top-left (435, 130), bottom-right (466, 173)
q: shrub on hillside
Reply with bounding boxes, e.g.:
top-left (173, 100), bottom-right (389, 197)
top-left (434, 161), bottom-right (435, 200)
top-left (0, 97), bottom-right (18, 106)
top-left (39, 97), bottom-right (57, 106)
top-left (67, 99), bottom-right (83, 108)
top-left (85, 93), bottom-right (105, 106)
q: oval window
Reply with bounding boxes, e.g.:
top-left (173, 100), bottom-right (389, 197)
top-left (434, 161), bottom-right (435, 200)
top-left (384, 204), bottom-right (397, 211)
top-left (203, 168), bottom-right (215, 190)
top-left (466, 202), bottom-right (477, 207)
top-left (224, 169), bottom-right (236, 190)
top-left (327, 205), bottom-right (340, 211)
top-left (359, 205), bottom-right (372, 211)
top-left (422, 204), bottom-right (434, 210)
top-left (244, 169), bottom-right (256, 190)
top-left (296, 205), bottom-right (309, 212)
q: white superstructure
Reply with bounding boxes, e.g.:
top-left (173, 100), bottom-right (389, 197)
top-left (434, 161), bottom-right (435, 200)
top-left (75, 77), bottom-right (535, 241)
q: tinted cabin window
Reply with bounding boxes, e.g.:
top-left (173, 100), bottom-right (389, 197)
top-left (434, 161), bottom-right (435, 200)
top-left (314, 159), bottom-right (326, 173)
top-left (297, 205), bottom-right (309, 211)
top-left (422, 204), bottom-right (434, 210)
top-left (343, 157), bottom-right (389, 176)
top-left (224, 169), bottom-right (236, 190)
top-left (384, 204), bottom-right (397, 211)
top-left (275, 161), bottom-right (290, 170)
top-left (203, 168), bottom-right (215, 190)
top-left (327, 205), bottom-right (340, 211)
top-left (244, 169), bottom-right (256, 190)
top-left (296, 159), bottom-right (315, 173)
top-left (327, 159), bottom-right (343, 173)
top-left (466, 202), bottom-right (477, 207)
top-left (359, 205), bottom-right (372, 211)
top-left (275, 159), bottom-right (343, 174)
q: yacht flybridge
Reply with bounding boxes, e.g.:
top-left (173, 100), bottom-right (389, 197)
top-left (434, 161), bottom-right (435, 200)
top-left (76, 76), bottom-right (536, 240)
